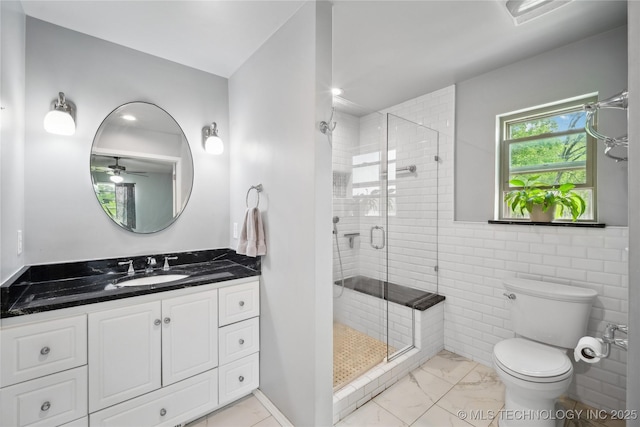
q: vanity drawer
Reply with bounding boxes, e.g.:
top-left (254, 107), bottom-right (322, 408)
top-left (218, 281), bottom-right (259, 326)
top-left (219, 317), bottom-right (259, 365)
top-left (218, 352), bottom-right (259, 406)
top-left (0, 315), bottom-right (87, 387)
top-left (0, 366), bottom-right (87, 427)
top-left (89, 368), bottom-right (218, 427)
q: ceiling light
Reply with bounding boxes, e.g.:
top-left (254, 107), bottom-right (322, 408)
top-left (331, 88), bottom-right (344, 96)
top-left (122, 114), bottom-right (137, 121)
top-left (110, 171), bottom-right (124, 184)
top-left (43, 92), bottom-right (75, 135)
top-left (505, 0), bottom-right (572, 25)
top-left (203, 122), bottom-right (224, 155)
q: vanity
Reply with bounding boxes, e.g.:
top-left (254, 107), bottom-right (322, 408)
top-left (0, 249), bottom-right (261, 427)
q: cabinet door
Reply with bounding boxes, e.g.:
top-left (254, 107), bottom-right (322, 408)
top-left (88, 301), bottom-right (161, 412)
top-left (162, 290), bottom-right (218, 386)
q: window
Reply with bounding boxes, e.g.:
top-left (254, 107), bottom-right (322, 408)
top-left (352, 150), bottom-right (396, 216)
top-left (498, 95), bottom-right (597, 221)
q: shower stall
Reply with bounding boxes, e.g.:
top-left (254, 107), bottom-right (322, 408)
top-left (331, 98), bottom-right (440, 391)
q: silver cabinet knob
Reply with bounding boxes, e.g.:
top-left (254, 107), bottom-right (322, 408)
top-left (40, 346), bottom-right (50, 355)
top-left (164, 317), bottom-right (171, 324)
top-left (160, 408), bottom-right (167, 416)
top-left (238, 376), bottom-right (245, 382)
top-left (239, 301), bottom-right (245, 307)
top-left (41, 401), bottom-right (51, 411)
top-left (239, 339), bottom-right (245, 345)
top-left (154, 319), bottom-right (161, 326)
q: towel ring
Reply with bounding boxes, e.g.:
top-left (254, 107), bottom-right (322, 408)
top-left (246, 184), bottom-right (263, 208)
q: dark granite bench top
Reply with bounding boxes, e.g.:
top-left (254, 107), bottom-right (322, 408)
top-left (335, 276), bottom-right (445, 311)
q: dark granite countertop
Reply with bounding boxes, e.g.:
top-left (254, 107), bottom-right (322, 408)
top-left (1, 249), bottom-right (260, 318)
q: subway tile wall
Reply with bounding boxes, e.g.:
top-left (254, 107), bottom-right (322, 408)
top-left (397, 85), bottom-right (628, 411)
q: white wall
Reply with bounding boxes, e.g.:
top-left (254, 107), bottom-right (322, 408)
top-left (228, 2), bottom-right (333, 425)
top-left (626, 1), bottom-right (640, 420)
top-left (0, 1), bottom-right (26, 282)
top-left (456, 26), bottom-right (628, 225)
top-left (24, 18), bottom-right (230, 264)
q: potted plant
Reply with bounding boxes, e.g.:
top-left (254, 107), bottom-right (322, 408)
top-left (504, 176), bottom-right (586, 222)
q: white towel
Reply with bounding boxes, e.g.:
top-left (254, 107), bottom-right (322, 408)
top-left (236, 208), bottom-right (266, 257)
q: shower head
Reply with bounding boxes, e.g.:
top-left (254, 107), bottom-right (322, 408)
top-left (333, 216), bottom-right (340, 224)
top-left (332, 216), bottom-right (339, 235)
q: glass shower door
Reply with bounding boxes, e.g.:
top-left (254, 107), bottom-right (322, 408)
top-left (385, 113), bottom-right (439, 360)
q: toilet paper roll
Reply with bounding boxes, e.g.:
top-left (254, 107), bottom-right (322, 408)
top-left (574, 336), bottom-right (604, 363)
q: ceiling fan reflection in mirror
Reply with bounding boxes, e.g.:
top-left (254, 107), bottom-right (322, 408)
top-left (91, 156), bottom-right (148, 183)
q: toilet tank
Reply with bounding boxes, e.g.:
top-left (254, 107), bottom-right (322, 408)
top-left (503, 278), bottom-right (598, 348)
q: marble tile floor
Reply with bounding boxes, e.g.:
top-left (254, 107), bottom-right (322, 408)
top-left (188, 350), bottom-right (624, 427)
top-left (187, 394), bottom-right (283, 427)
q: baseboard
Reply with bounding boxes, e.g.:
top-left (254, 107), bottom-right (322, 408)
top-left (252, 389), bottom-right (293, 427)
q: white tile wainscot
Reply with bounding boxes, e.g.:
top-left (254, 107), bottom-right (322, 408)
top-left (333, 297), bottom-right (444, 424)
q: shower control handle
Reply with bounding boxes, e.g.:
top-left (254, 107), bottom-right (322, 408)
top-left (370, 226), bottom-right (385, 250)
top-left (503, 292), bottom-right (516, 300)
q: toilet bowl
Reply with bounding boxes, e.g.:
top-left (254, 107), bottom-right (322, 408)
top-left (494, 278), bottom-right (597, 427)
top-left (493, 338), bottom-right (573, 427)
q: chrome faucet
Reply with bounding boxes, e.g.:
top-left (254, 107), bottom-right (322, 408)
top-left (163, 256), bottom-right (178, 271)
top-left (118, 260), bottom-right (135, 276)
top-left (145, 257), bottom-right (157, 273)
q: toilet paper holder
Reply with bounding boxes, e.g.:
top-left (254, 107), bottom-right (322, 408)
top-left (583, 323), bottom-right (628, 359)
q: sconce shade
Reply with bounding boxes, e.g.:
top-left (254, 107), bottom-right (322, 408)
top-left (44, 92), bottom-right (75, 135)
top-left (203, 122), bottom-right (224, 155)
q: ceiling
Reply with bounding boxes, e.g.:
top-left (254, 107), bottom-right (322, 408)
top-left (21, 0), bottom-right (628, 113)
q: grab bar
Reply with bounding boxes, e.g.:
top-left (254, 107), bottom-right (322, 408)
top-left (370, 226), bottom-right (385, 249)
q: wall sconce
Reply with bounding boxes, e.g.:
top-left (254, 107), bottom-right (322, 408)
top-left (44, 92), bottom-right (76, 135)
top-left (202, 122), bottom-right (224, 155)
top-left (505, 0), bottom-right (572, 25)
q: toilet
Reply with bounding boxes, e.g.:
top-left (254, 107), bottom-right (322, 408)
top-left (493, 278), bottom-right (597, 427)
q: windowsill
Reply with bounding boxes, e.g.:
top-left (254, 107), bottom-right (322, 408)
top-left (488, 220), bottom-right (605, 228)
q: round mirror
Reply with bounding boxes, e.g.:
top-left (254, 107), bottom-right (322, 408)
top-left (90, 102), bottom-right (194, 233)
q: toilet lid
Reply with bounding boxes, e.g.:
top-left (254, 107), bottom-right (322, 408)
top-left (494, 338), bottom-right (572, 381)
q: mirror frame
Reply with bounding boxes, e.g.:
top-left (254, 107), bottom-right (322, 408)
top-left (89, 101), bottom-right (194, 234)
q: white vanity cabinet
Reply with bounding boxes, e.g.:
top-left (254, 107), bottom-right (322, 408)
top-left (0, 278), bottom-right (260, 427)
top-left (88, 290), bottom-right (218, 412)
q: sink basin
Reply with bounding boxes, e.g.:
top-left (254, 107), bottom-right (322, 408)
top-left (116, 274), bottom-right (189, 287)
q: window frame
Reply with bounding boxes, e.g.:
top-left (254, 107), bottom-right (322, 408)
top-left (497, 95), bottom-right (598, 221)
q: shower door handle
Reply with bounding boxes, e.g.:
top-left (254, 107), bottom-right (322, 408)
top-left (370, 226), bottom-right (385, 249)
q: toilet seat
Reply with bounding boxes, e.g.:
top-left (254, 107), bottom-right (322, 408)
top-left (494, 338), bottom-right (573, 383)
